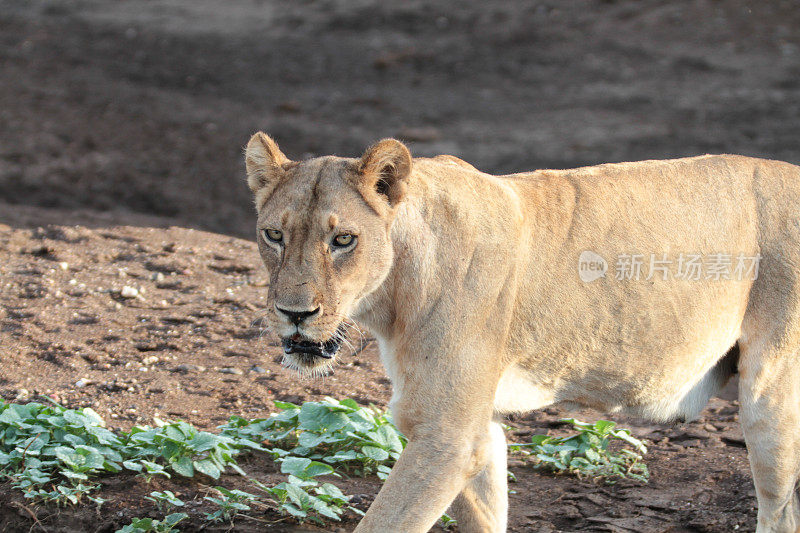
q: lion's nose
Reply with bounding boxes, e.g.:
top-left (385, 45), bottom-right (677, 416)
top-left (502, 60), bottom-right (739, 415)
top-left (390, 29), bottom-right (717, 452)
top-left (275, 305), bottom-right (321, 325)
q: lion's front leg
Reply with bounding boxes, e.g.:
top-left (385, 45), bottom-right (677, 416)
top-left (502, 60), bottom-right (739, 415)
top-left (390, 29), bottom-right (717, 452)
top-left (353, 434), bottom-right (480, 532)
top-left (353, 373), bottom-right (500, 532)
top-left (448, 420), bottom-right (508, 533)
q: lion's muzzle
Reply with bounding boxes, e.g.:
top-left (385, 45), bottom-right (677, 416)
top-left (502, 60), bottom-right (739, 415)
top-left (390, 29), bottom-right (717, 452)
top-left (280, 324), bottom-right (348, 362)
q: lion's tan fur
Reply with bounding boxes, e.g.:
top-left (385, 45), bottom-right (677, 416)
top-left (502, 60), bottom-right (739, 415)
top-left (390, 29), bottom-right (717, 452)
top-left (246, 133), bottom-right (800, 532)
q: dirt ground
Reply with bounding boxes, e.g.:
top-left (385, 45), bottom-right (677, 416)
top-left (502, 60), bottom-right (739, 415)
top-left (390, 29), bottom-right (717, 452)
top-left (1, 0), bottom-right (799, 531)
top-left (0, 222), bottom-right (757, 532)
top-left (3, 0), bottom-right (800, 239)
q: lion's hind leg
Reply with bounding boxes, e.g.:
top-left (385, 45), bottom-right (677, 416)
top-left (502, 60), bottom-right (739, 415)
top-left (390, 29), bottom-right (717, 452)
top-left (738, 336), bottom-right (800, 532)
top-left (448, 420), bottom-right (508, 533)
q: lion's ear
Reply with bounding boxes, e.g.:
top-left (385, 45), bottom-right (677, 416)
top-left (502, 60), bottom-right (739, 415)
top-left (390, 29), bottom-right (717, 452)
top-left (245, 132), bottom-right (291, 196)
top-left (357, 138), bottom-right (412, 207)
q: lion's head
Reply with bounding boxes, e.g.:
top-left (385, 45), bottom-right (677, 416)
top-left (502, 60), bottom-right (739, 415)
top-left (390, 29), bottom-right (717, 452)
top-left (245, 133), bottom-right (412, 374)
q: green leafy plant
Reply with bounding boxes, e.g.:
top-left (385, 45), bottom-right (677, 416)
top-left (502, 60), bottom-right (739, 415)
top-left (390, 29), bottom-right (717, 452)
top-left (0, 401), bottom-right (125, 505)
top-left (0, 399), bottom-right (385, 525)
top-left (218, 398), bottom-right (407, 523)
top-left (121, 420), bottom-right (246, 481)
top-left (115, 512), bottom-right (188, 533)
top-left (204, 486), bottom-right (259, 523)
top-left (508, 418), bottom-right (649, 483)
top-left (254, 455), bottom-right (362, 523)
top-left (145, 490), bottom-right (185, 512)
top-left (439, 512), bottom-right (458, 529)
top-left (220, 397), bottom-right (406, 480)
top-left (0, 400), bottom-right (248, 506)
top-left (3, 399), bottom-right (641, 529)
top-left (21, 481), bottom-right (105, 507)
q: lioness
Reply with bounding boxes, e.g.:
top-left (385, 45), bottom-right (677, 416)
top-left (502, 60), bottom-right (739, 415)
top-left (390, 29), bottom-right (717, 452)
top-left (245, 132), bottom-right (800, 533)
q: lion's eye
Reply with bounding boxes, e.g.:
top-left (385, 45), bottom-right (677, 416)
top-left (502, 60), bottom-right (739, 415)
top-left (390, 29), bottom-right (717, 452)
top-left (263, 228), bottom-right (283, 244)
top-left (332, 234), bottom-right (355, 248)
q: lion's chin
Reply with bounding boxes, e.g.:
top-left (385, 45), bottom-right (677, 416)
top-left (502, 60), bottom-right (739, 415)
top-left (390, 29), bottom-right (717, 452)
top-left (278, 325), bottom-right (347, 377)
top-left (280, 352), bottom-right (336, 377)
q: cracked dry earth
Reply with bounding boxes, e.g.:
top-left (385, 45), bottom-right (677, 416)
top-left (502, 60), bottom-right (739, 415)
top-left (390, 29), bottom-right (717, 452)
top-left (0, 220), bottom-right (759, 532)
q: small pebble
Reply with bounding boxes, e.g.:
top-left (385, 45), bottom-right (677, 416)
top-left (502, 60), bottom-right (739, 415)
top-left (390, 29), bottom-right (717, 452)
top-left (219, 367), bottom-right (243, 375)
top-left (75, 378), bottom-right (92, 388)
top-left (58, 262), bottom-right (69, 271)
top-left (14, 388), bottom-right (30, 401)
top-left (250, 366), bottom-right (267, 374)
top-left (120, 286), bottom-right (139, 298)
top-left (172, 364), bottom-right (205, 373)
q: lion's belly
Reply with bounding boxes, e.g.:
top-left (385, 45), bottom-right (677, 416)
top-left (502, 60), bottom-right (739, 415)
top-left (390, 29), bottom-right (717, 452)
top-left (493, 364), bottom-right (556, 414)
top-left (497, 315), bottom-right (741, 422)
top-left (494, 351), bottom-right (735, 422)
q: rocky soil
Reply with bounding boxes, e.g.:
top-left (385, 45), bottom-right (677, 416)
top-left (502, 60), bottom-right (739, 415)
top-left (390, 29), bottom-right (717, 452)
top-left (2, 0), bottom-right (800, 240)
top-left (0, 221), bottom-right (756, 532)
top-left (2, 0), bottom-right (798, 530)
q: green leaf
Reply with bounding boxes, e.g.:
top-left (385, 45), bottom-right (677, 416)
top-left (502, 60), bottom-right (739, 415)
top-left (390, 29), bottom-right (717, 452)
top-left (361, 446), bottom-right (389, 462)
top-left (284, 482), bottom-right (313, 508)
top-left (367, 425), bottom-right (403, 452)
top-left (298, 403), bottom-right (349, 433)
top-left (163, 513), bottom-right (189, 526)
top-left (584, 448), bottom-right (601, 463)
top-left (311, 499), bottom-right (341, 520)
top-left (194, 459), bottom-right (221, 479)
top-left (60, 470), bottom-right (89, 480)
top-left (339, 399), bottom-right (360, 410)
top-left (297, 432), bottom-right (330, 448)
top-left (122, 461), bottom-right (143, 472)
top-left (186, 432), bottom-right (219, 452)
top-left (0, 408), bottom-right (23, 424)
top-left (612, 430), bottom-right (648, 454)
top-left (323, 450), bottom-right (358, 463)
top-left (305, 461), bottom-right (334, 478)
top-left (280, 457), bottom-right (312, 477)
top-left (280, 502), bottom-right (308, 519)
top-left (81, 408), bottom-right (105, 427)
top-left (529, 434), bottom-right (551, 446)
top-left (315, 482), bottom-right (347, 501)
top-left (594, 420), bottom-right (616, 434)
top-left (171, 456), bottom-right (194, 477)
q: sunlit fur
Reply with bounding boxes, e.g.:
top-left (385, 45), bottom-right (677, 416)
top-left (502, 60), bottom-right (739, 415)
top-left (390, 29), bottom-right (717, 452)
top-left (245, 134), bottom-right (404, 378)
top-left (247, 133), bottom-right (800, 533)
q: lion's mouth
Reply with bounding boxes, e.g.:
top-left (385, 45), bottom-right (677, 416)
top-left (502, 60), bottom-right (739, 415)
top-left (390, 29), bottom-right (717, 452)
top-left (281, 326), bottom-right (346, 361)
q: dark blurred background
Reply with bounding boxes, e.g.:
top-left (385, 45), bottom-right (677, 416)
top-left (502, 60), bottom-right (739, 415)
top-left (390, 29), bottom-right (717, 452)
top-left (1, 0), bottom-right (799, 237)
